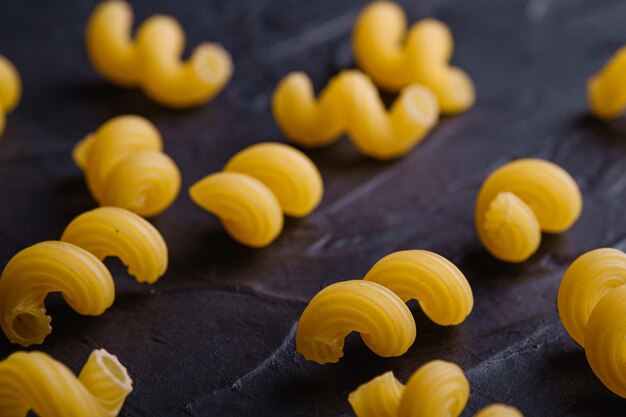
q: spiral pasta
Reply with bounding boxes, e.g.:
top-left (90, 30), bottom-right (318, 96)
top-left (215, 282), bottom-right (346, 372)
top-left (61, 207), bottom-right (168, 284)
top-left (296, 280), bottom-right (416, 364)
top-left (0, 349), bottom-right (132, 417)
top-left (296, 250), bottom-right (472, 364)
top-left (587, 46), bottom-right (626, 119)
top-left (189, 142), bottom-right (323, 247)
top-left (558, 248), bottom-right (626, 398)
top-left (272, 70), bottom-right (438, 160)
top-left (0, 55), bottom-right (21, 137)
top-left (352, 1), bottom-right (475, 114)
top-left (0, 241), bottom-right (114, 346)
top-left (349, 360), bottom-right (523, 417)
top-left (475, 158), bottom-right (582, 263)
top-left (86, 0), bottom-right (233, 108)
top-left (73, 115), bottom-right (181, 217)
top-left (363, 250), bottom-right (473, 326)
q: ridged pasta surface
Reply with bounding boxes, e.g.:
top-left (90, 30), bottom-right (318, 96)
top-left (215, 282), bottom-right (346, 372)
top-left (352, 1), bottom-right (474, 114)
top-left (61, 207), bottom-right (168, 284)
top-left (364, 250), bottom-right (473, 326)
top-left (349, 361), bottom-right (523, 417)
top-left (295, 280), bottom-right (416, 364)
top-left (73, 115), bottom-right (181, 217)
top-left (0, 241), bottom-right (114, 346)
top-left (224, 142), bottom-right (323, 217)
top-left (86, 0), bottom-right (232, 108)
top-left (558, 248), bottom-right (626, 398)
top-left (272, 70), bottom-right (438, 160)
top-left (190, 142), bottom-right (322, 247)
top-left (0, 349), bottom-right (132, 417)
top-left (475, 158), bottom-right (581, 262)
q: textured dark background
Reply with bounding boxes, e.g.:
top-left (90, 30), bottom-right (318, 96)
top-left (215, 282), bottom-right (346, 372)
top-left (1, 0), bottom-right (626, 416)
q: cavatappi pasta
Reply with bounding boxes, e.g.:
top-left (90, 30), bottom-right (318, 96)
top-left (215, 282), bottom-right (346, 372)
top-left (349, 360), bottom-right (523, 417)
top-left (475, 158), bottom-right (582, 263)
top-left (296, 250), bottom-right (472, 364)
top-left (352, 1), bottom-right (474, 114)
top-left (364, 250), bottom-right (473, 326)
top-left (61, 207), bottom-right (168, 284)
top-left (558, 248), bottom-right (626, 398)
top-left (296, 280), bottom-right (416, 364)
top-left (0, 349), bottom-right (132, 417)
top-left (73, 115), bottom-right (181, 217)
top-left (272, 70), bottom-right (438, 160)
top-left (0, 55), bottom-right (21, 137)
top-left (0, 241), bottom-right (114, 346)
top-left (189, 142), bottom-right (323, 247)
top-left (86, 0), bottom-right (232, 108)
top-left (587, 46), bottom-right (626, 119)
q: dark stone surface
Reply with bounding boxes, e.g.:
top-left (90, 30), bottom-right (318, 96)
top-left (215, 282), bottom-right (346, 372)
top-left (1, 0), bottom-right (626, 416)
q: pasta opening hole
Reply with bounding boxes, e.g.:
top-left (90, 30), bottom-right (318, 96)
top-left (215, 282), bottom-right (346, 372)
top-left (102, 354), bottom-right (126, 382)
top-left (195, 45), bottom-right (230, 83)
top-left (12, 311), bottom-right (49, 342)
top-left (402, 86), bottom-right (438, 124)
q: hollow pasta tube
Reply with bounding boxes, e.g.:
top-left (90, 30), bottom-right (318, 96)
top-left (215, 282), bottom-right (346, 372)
top-left (86, 0), bottom-right (232, 108)
top-left (558, 248), bottom-right (626, 398)
top-left (352, 1), bottom-right (474, 114)
top-left (0, 241), bottom-right (115, 346)
top-left (587, 46), bottom-right (626, 120)
top-left (0, 349), bottom-right (132, 417)
top-left (61, 207), bottom-right (168, 284)
top-left (272, 70), bottom-right (438, 160)
top-left (295, 280), bottom-right (416, 364)
top-left (475, 158), bottom-right (582, 263)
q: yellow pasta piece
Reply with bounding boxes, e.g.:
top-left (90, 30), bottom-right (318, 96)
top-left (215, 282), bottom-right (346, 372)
top-left (189, 142), bottom-right (323, 247)
top-left (0, 349), bottom-right (132, 417)
top-left (61, 207), bottom-right (168, 284)
top-left (0, 241), bottom-right (114, 346)
top-left (349, 361), bottom-right (523, 417)
top-left (363, 250), bottom-right (473, 326)
top-left (272, 70), bottom-right (438, 160)
top-left (558, 248), bottom-right (626, 398)
top-left (352, 1), bottom-right (474, 114)
top-left (475, 158), bottom-right (582, 263)
top-left (296, 280), bottom-right (416, 364)
top-left (73, 115), bottom-right (181, 217)
top-left (0, 55), bottom-right (21, 137)
top-left (398, 360), bottom-right (469, 417)
top-left (224, 142), bottom-right (323, 217)
top-left (474, 404), bottom-right (524, 417)
top-left (86, 0), bottom-right (233, 108)
top-left (348, 371), bottom-right (404, 417)
top-left (587, 46), bottom-right (626, 119)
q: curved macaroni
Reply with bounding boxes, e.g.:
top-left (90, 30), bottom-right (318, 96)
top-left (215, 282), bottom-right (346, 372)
top-left (0, 349), bottom-right (132, 417)
top-left (0, 241), bottom-right (114, 346)
top-left (475, 158), bottom-right (582, 262)
top-left (0, 55), bottom-right (21, 136)
top-left (86, 0), bottom-right (233, 108)
top-left (587, 46), bottom-right (626, 119)
top-left (272, 70), bottom-right (438, 160)
top-left (189, 142), bottom-right (323, 247)
top-left (349, 361), bottom-right (523, 417)
top-left (296, 280), bottom-right (416, 364)
top-left (558, 248), bottom-right (626, 398)
top-left (352, 1), bottom-right (474, 114)
top-left (363, 250), bottom-right (473, 326)
top-left (73, 115), bottom-right (181, 217)
top-left (61, 207), bottom-right (168, 284)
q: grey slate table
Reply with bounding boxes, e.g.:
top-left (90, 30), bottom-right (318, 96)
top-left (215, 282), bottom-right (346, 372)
top-left (1, 0), bottom-right (626, 415)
